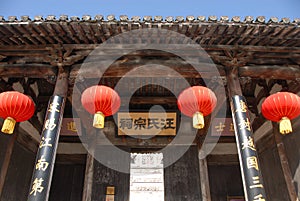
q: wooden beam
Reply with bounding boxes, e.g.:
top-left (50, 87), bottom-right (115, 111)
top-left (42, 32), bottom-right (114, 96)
top-left (0, 64), bottom-right (57, 78)
top-left (239, 65), bottom-right (300, 80)
top-left (73, 63), bottom-right (300, 80)
top-left (55, 154), bottom-right (86, 165)
top-left (203, 143), bottom-right (238, 155)
top-left (0, 63), bottom-right (296, 81)
top-left (1, 44), bottom-right (300, 53)
top-left (71, 62), bottom-right (224, 79)
top-left (121, 96), bottom-right (177, 106)
top-left (57, 143), bottom-right (87, 154)
top-left (207, 154), bottom-right (239, 165)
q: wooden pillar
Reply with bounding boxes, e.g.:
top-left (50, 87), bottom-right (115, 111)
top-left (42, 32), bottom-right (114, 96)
top-left (226, 66), bottom-right (267, 201)
top-left (0, 129), bottom-right (18, 198)
top-left (82, 137), bottom-right (95, 201)
top-left (198, 156), bottom-right (211, 201)
top-left (273, 122), bottom-right (298, 201)
top-left (27, 67), bottom-right (69, 201)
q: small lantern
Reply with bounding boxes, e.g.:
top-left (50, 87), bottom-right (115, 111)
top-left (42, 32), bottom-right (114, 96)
top-left (262, 92), bottom-right (300, 134)
top-left (0, 91), bottom-right (35, 134)
top-left (81, 85), bottom-right (121, 128)
top-left (177, 86), bottom-right (217, 129)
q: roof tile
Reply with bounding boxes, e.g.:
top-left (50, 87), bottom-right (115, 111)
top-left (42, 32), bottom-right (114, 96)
top-left (94, 15), bottom-right (104, 21)
top-left (120, 15), bottom-right (129, 22)
top-left (165, 16), bottom-right (173, 22)
top-left (131, 16), bottom-right (141, 22)
top-left (256, 16), bottom-right (265, 23)
top-left (21, 15), bottom-right (31, 22)
top-left (59, 15), bottom-right (68, 21)
top-left (175, 16), bottom-right (184, 22)
top-left (107, 15), bottom-right (115, 21)
top-left (82, 15), bottom-right (92, 21)
top-left (208, 15), bottom-right (218, 22)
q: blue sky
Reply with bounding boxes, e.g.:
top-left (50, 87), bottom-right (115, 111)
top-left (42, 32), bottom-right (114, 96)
top-left (0, 0), bottom-right (299, 20)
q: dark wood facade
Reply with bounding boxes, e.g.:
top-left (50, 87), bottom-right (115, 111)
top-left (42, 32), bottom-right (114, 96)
top-left (0, 14), bottom-right (299, 201)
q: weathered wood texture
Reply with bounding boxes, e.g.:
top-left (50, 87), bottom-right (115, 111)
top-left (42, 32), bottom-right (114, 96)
top-left (0, 131), bottom-right (17, 198)
top-left (0, 142), bottom-right (35, 201)
top-left (256, 138), bottom-right (290, 201)
top-left (0, 135), bottom-right (9, 170)
top-left (208, 164), bottom-right (244, 201)
top-left (281, 118), bottom-right (300, 200)
top-left (0, 133), bottom-right (10, 198)
top-left (199, 157), bottom-right (212, 201)
top-left (92, 146), bottom-right (130, 201)
top-left (273, 122), bottom-right (298, 201)
top-left (49, 164), bottom-right (86, 201)
top-left (0, 17), bottom-right (299, 48)
top-left (164, 146), bottom-right (202, 201)
top-left (82, 149), bottom-right (94, 201)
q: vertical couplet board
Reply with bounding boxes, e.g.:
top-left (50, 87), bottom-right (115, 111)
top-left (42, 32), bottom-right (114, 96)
top-left (231, 95), bottom-right (267, 201)
top-left (27, 96), bottom-right (65, 201)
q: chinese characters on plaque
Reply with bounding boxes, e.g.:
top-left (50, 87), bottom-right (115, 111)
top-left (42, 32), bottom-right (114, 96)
top-left (211, 118), bottom-right (235, 136)
top-left (118, 112), bottom-right (176, 136)
top-left (231, 96), bottom-right (267, 201)
top-left (28, 96), bottom-right (64, 200)
top-left (60, 118), bottom-right (82, 136)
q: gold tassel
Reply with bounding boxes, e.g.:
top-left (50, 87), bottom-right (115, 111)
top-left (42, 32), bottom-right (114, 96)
top-left (193, 112), bottom-right (204, 129)
top-left (93, 112), bottom-right (105, 129)
top-left (1, 117), bottom-right (16, 134)
top-left (279, 117), bottom-right (292, 135)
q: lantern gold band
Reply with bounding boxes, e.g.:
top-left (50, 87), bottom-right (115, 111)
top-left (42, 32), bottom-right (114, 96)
top-left (1, 117), bottom-right (16, 134)
top-left (279, 117), bottom-right (292, 135)
top-left (93, 112), bottom-right (105, 129)
top-left (193, 112), bottom-right (204, 129)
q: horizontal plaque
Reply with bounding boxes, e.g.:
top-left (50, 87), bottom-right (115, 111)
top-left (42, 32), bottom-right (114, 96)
top-left (118, 112), bottom-right (176, 136)
top-left (211, 118), bottom-right (235, 137)
top-left (60, 118), bottom-right (82, 136)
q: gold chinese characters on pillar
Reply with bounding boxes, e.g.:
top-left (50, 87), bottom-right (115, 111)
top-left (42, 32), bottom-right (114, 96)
top-left (118, 112), bottom-right (177, 136)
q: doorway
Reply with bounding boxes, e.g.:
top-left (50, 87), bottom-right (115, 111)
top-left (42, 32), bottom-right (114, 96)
top-left (129, 153), bottom-right (164, 201)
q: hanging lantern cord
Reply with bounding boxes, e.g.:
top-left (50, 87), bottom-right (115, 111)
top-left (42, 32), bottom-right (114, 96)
top-left (93, 112), bottom-right (105, 129)
top-left (279, 117), bottom-right (292, 135)
top-left (193, 112), bottom-right (204, 129)
top-left (1, 117), bottom-right (16, 134)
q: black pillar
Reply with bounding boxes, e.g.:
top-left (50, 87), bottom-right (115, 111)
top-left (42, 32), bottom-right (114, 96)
top-left (226, 66), bottom-right (267, 201)
top-left (27, 68), bottom-right (69, 201)
top-left (231, 95), bottom-right (267, 201)
top-left (27, 96), bottom-right (65, 201)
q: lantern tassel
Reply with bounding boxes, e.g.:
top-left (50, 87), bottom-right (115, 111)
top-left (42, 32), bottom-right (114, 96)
top-left (193, 112), bottom-right (204, 129)
top-left (1, 117), bottom-right (16, 134)
top-left (279, 117), bottom-right (292, 135)
top-left (93, 112), bottom-right (105, 129)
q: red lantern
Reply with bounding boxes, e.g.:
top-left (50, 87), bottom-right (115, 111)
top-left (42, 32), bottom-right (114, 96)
top-left (81, 85), bottom-right (121, 128)
top-left (0, 91), bottom-right (35, 134)
top-left (177, 86), bottom-right (217, 129)
top-left (262, 92), bottom-right (300, 134)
